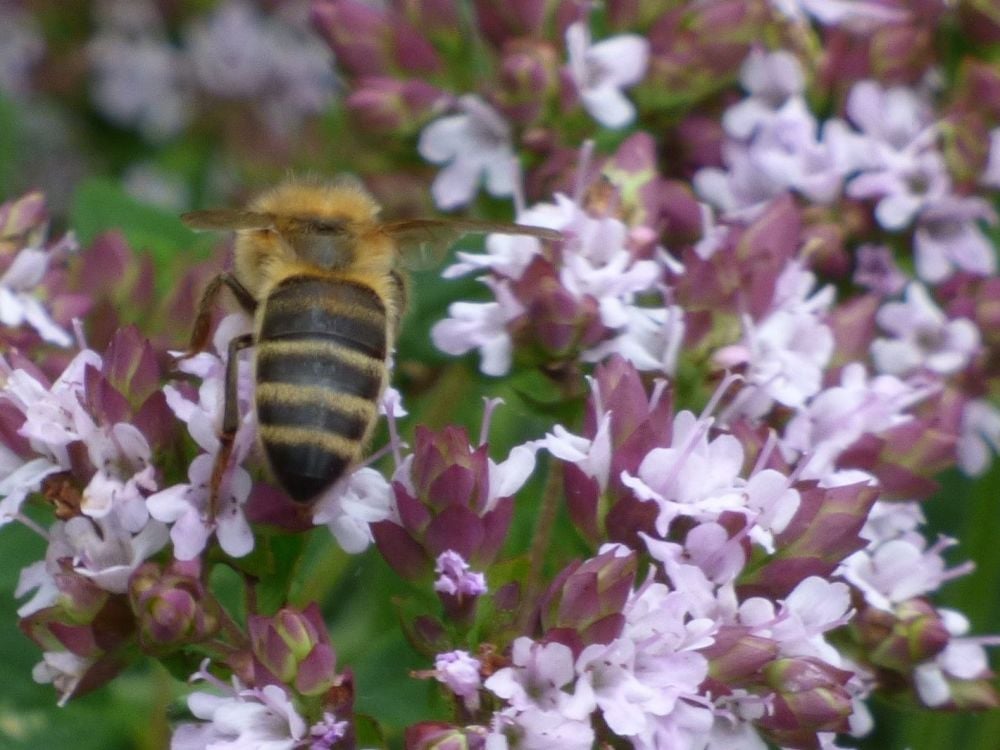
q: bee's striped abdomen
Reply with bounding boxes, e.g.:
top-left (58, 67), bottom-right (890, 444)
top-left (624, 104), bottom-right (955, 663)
top-left (256, 276), bottom-right (387, 502)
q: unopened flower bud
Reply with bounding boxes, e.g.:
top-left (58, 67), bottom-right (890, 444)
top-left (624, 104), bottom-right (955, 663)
top-left (758, 657), bottom-right (854, 744)
top-left (855, 598), bottom-right (950, 672)
top-left (539, 545), bottom-right (637, 646)
top-left (405, 722), bottom-right (488, 750)
top-left (248, 603), bottom-right (338, 696)
top-left (129, 559), bottom-right (217, 649)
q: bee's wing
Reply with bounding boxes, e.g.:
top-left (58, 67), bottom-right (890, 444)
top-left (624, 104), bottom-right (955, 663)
top-left (382, 218), bottom-right (562, 270)
top-left (180, 209), bottom-right (276, 232)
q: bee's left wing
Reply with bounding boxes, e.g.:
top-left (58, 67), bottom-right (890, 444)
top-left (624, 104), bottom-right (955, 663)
top-left (381, 218), bottom-right (562, 270)
top-left (181, 209), bottom-right (276, 232)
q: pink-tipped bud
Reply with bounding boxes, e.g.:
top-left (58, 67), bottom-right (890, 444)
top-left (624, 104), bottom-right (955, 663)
top-left (129, 559), bottom-right (218, 650)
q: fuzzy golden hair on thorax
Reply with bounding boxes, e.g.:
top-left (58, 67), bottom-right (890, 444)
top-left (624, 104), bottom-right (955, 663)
top-left (248, 176), bottom-right (381, 225)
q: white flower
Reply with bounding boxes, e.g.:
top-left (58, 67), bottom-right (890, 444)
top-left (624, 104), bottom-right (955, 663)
top-left (715, 261), bottom-right (835, 419)
top-left (418, 95), bottom-right (516, 209)
top-left (0, 245), bottom-right (73, 346)
top-left (32, 651), bottom-right (96, 707)
top-left (565, 21), bottom-right (649, 129)
top-left (172, 683), bottom-right (308, 750)
top-left (770, 0), bottom-right (909, 31)
top-left (431, 279), bottom-right (523, 376)
top-left (312, 467), bottom-right (394, 553)
top-left (51, 513), bottom-right (169, 594)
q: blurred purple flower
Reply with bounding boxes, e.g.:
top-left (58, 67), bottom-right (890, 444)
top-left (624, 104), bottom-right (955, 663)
top-left (418, 95), bottom-right (516, 210)
top-left (982, 127), bottom-right (1000, 188)
top-left (853, 244), bottom-right (907, 296)
top-left (0, 3), bottom-right (45, 98)
top-left (565, 21), bottom-right (649, 129)
top-left (913, 196), bottom-right (997, 283)
top-left (957, 399), bottom-right (1000, 477)
top-left (434, 550), bottom-right (487, 598)
top-left (88, 32), bottom-right (193, 142)
top-left (434, 650), bottom-right (482, 712)
top-left (723, 49), bottom-right (806, 140)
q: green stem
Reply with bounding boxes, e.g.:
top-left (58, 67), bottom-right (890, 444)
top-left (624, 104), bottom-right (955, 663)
top-left (518, 460), bottom-right (562, 634)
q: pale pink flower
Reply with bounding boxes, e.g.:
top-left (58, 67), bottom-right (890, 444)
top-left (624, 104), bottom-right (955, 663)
top-left (840, 536), bottom-right (974, 612)
top-left (146, 434), bottom-right (255, 560)
top-left (485, 638), bottom-right (577, 713)
top-left (486, 706), bottom-right (595, 750)
top-left (418, 95), bottom-right (516, 209)
top-left (782, 363), bottom-right (930, 484)
top-left (147, 315), bottom-right (256, 559)
top-left (913, 610), bottom-right (996, 708)
top-left (871, 283), bottom-right (980, 376)
top-left (565, 21), bottom-right (649, 129)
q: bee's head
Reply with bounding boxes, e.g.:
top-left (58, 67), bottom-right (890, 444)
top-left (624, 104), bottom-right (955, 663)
top-left (250, 175), bottom-right (382, 269)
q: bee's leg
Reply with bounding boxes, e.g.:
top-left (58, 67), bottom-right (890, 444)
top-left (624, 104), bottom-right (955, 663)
top-left (209, 332), bottom-right (254, 518)
top-left (387, 270), bottom-right (408, 337)
top-left (185, 273), bottom-right (258, 358)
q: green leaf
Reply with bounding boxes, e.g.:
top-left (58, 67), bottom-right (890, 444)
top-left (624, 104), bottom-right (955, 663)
top-left (68, 177), bottom-right (208, 266)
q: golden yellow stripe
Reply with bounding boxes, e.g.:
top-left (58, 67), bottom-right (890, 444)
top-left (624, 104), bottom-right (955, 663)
top-left (258, 425), bottom-right (361, 458)
top-left (255, 382), bottom-right (377, 419)
top-left (256, 338), bottom-right (386, 374)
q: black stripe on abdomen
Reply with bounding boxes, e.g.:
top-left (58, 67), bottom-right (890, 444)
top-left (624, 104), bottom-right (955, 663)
top-left (260, 276), bottom-right (387, 359)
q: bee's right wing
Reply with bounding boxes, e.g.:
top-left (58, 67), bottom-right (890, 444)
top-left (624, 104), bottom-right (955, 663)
top-left (180, 209), bottom-right (276, 232)
top-left (382, 218), bottom-right (562, 270)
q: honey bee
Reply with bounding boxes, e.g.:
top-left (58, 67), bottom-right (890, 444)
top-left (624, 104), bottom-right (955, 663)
top-left (181, 177), bottom-right (560, 506)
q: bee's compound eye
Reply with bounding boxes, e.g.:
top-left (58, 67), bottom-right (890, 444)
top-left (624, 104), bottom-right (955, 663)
top-left (292, 233), bottom-right (354, 269)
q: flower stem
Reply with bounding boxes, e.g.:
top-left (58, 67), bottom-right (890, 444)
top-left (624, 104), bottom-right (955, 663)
top-left (519, 461), bottom-right (562, 633)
